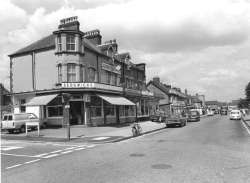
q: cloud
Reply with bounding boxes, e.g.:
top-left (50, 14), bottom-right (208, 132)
top-left (10, 0), bottom-right (132, 14)
top-left (1, 0), bottom-right (250, 102)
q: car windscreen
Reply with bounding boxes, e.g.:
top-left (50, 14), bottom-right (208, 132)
top-left (190, 111), bottom-right (198, 115)
top-left (3, 115), bottom-right (8, 120)
top-left (231, 111), bottom-right (240, 115)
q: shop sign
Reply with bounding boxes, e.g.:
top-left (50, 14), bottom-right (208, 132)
top-left (102, 63), bottom-right (121, 74)
top-left (61, 82), bottom-right (123, 92)
top-left (141, 90), bottom-right (154, 96)
top-left (83, 94), bottom-right (90, 102)
top-left (62, 83), bottom-right (94, 88)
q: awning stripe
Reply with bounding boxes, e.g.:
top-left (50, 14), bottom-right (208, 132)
top-left (24, 94), bottom-right (58, 106)
top-left (98, 94), bottom-right (135, 106)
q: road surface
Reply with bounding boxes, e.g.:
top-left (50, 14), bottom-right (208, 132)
top-left (2, 115), bottom-right (250, 183)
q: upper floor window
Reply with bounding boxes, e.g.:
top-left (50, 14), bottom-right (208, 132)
top-left (88, 67), bottom-right (97, 82)
top-left (80, 65), bottom-right (85, 82)
top-left (58, 64), bottom-right (62, 83)
top-left (66, 35), bottom-right (75, 51)
top-left (58, 36), bottom-right (62, 51)
top-left (67, 64), bottom-right (76, 82)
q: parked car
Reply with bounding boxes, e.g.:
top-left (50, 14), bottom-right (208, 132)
top-left (1, 113), bottom-right (46, 133)
top-left (220, 109), bottom-right (228, 115)
top-left (229, 110), bottom-right (242, 120)
top-left (207, 110), bottom-right (214, 116)
top-left (150, 110), bottom-right (166, 122)
top-left (187, 110), bottom-right (200, 122)
top-left (165, 114), bottom-right (187, 127)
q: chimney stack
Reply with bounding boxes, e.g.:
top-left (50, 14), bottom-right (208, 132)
top-left (58, 16), bottom-right (80, 31)
top-left (84, 29), bottom-right (102, 45)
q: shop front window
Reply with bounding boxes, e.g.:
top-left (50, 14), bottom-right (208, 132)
top-left (104, 102), bottom-right (115, 116)
top-left (90, 96), bottom-right (102, 117)
top-left (67, 64), bottom-right (76, 82)
top-left (47, 106), bottom-right (63, 117)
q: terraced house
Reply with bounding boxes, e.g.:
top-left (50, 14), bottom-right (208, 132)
top-left (147, 77), bottom-right (187, 116)
top-left (9, 16), bottom-right (154, 127)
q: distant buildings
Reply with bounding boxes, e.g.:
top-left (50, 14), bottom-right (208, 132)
top-left (0, 84), bottom-right (11, 117)
top-left (147, 77), bottom-right (206, 116)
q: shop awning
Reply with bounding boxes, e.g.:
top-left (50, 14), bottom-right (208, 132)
top-left (25, 94), bottom-right (58, 106)
top-left (98, 94), bottom-right (135, 106)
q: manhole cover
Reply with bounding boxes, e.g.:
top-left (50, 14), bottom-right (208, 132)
top-left (130, 153), bottom-right (145, 157)
top-left (151, 164), bottom-right (172, 169)
top-left (157, 140), bottom-right (165, 142)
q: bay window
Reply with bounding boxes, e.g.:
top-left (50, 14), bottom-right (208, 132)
top-left (66, 35), bottom-right (75, 51)
top-left (67, 64), bottom-right (76, 82)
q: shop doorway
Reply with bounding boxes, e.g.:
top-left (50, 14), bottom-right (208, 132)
top-left (70, 101), bottom-right (84, 125)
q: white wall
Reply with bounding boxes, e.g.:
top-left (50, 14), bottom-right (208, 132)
top-left (13, 55), bottom-right (33, 93)
top-left (35, 50), bottom-right (58, 90)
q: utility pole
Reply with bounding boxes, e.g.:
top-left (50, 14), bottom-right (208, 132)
top-left (62, 93), bottom-right (71, 141)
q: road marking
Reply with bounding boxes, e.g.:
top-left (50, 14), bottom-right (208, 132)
top-left (24, 159), bottom-right (41, 164)
top-left (60, 150), bottom-right (73, 154)
top-left (92, 137), bottom-right (110, 140)
top-left (6, 164), bottom-right (22, 169)
top-left (86, 145), bottom-right (95, 148)
top-left (35, 153), bottom-right (50, 157)
top-left (49, 150), bottom-right (63, 153)
top-left (1, 146), bottom-right (24, 151)
top-left (1, 153), bottom-right (39, 158)
top-left (43, 154), bottom-right (59, 158)
top-left (74, 147), bottom-right (86, 151)
top-left (241, 120), bottom-right (250, 135)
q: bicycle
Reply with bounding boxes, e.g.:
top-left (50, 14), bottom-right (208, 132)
top-left (131, 122), bottom-right (142, 136)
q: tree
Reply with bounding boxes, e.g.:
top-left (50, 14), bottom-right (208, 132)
top-left (246, 82), bottom-right (250, 101)
top-left (238, 98), bottom-right (249, 109)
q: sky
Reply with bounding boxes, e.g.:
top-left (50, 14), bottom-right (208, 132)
top-left (0, 0), bottom-right (250, 102)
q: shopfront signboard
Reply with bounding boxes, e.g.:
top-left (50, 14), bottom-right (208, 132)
top-left (61, 83), bottom-right (123, 92)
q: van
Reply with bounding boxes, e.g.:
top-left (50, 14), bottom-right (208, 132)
top-left (1, 113), bottom-right (45, 133)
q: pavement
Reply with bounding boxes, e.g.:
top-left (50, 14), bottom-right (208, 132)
top-left (1, 121), bottom-right (167, 143)
top-left (1, 115), bottom-right (208, 143)
top-left (242, 114), bottom-right (250, 128)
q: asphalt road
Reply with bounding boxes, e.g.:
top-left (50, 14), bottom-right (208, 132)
top-left (2, 115), bottom-right (250, 183)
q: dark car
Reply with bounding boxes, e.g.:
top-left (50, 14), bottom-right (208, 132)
top-left (220, 109), bottom-right (227, 115)
top-left (150, 110), bottom-right (166, 122)
top-left (187, 110), bottom-right (200, 122)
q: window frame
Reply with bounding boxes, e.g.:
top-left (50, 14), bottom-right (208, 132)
top-left (66, 35), bottom-right (76, 51)
top-left (58, 36), bottom-right (62, 51)
top-left (67, 63), bottom-right (76, 82)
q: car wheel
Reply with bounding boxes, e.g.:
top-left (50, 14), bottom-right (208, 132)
top-left (7, 129), bottom-right (14, 134)
top-left (20, 125), bottom-right (25, 133)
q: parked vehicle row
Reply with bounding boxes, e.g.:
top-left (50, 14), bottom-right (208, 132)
top-left (150, 109), bottom-right (200, 128)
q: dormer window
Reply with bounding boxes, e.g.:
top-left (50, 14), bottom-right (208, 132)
top-left (66, 35), bottom-right (75, 51)
top-left (58, 36), bottom-right (62, 51)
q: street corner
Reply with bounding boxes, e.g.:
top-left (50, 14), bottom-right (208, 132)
top-left (75, 136), bottom-right (127, 143)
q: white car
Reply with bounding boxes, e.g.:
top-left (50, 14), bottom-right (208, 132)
top-left (207, 110), bottom-right (214, 116)
top-left (229, 110), bottom-right (242, 120)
